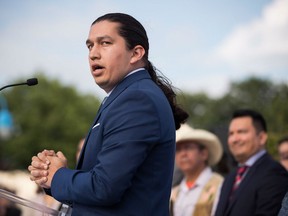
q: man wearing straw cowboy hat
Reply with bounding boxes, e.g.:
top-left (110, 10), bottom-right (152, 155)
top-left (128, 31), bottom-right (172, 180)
top-left (170, 124), bottom-right (223, 216)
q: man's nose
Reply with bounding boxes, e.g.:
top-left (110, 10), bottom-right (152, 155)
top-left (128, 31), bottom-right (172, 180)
top-left (229, 134), bottom-right (239, 144)
top-left (89, 46), bottom-right (100, 60)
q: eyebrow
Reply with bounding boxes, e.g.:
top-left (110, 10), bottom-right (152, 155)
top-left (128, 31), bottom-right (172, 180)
top-left (86, 35), bottom-right (113, 45)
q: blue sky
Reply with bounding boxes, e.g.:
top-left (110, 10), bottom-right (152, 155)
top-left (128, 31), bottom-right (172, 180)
top-left (0, 0), bottom-right (287, 99)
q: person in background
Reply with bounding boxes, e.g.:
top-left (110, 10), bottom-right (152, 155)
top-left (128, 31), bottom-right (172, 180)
top-left (278, 137), bottom-right (288, 216)
top-left (215, 109), bottom-right (288, 216)
top-left (278, 190), bottom-right (288, 216)
top-left (170, 124), bottom-right (223, 216)
top-left (28, 12), bottom-right (188, 216)
top-left (277, 136), bottom-right (288, 171)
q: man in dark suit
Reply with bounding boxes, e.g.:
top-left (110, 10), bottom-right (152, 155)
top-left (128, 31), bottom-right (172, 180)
top-left (214, 109), bottom-right (288, 216)
top-left (28, 13), bottom-right (188, 215)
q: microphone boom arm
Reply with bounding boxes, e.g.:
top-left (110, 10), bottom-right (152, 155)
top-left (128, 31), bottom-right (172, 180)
top-left (0, 78), bottom-right (38, 92)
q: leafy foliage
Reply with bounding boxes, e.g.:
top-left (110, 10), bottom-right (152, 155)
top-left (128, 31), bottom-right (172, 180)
top-left (0, 73), bottom-right (101, 169)
top-left (1, 74), bottom-right (287, 174)
top-left (177, 76), bottom-right (288, 172)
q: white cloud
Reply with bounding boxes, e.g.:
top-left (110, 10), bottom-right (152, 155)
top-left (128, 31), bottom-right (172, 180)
top-left (214, 0), bottom-right (288, 72)
top-left (173, 72), bottom-right (231, 98)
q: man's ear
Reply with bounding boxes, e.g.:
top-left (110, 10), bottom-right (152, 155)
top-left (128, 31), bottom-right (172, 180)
top-left (259, 131), bottom-right (268, 146)
top-left (130, 45), bottom-right (145, 64)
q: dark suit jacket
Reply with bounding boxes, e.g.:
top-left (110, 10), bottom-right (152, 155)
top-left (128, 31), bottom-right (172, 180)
top-left (50, 70), bottom-right (176, 215)
top-left (215, 153), bottom-right (288, 216)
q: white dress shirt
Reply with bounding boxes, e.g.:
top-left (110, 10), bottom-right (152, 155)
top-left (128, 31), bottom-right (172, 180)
top-left (174, 167), bottom-right (213, 216)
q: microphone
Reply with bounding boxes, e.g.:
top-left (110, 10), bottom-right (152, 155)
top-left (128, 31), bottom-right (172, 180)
top-left (0, 78), bottom-right (38, 92)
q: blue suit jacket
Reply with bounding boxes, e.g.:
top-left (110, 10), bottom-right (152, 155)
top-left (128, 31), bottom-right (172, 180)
top-left (215, 153), bottom-right (288, 216)
top-left (50, 70), bottom-right (176, 215)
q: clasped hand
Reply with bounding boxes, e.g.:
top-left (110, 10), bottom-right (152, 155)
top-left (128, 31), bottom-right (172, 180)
top-left (28, 149), bottom-right (67, 189)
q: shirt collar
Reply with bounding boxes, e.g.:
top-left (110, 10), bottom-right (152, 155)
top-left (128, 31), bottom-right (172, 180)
top-left (241, 149), bottom-right (266, 167)
top-left (124, 67), bottom-right (145, 78)
top-left (106, 67), bottom-right (145, 96)
top-left (179, 167), bottom-right (212, 191)
top-left (194, 167), bottom-right (212, 186)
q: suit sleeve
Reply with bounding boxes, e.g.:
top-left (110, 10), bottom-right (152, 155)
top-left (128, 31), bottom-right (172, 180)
top-left (254, 165), bottom-right (288, 215)
top-left (50, 90), bottom-right (163, 206)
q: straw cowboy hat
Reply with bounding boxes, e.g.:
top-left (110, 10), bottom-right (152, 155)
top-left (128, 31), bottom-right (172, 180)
top-left (176, 124), bottom-right (223, 166)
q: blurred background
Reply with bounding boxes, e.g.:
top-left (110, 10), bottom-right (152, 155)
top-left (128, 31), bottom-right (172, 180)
top-left (0, 0), bottom-right (287, 212)
top-left (1, 0), bottom-right (288, 99)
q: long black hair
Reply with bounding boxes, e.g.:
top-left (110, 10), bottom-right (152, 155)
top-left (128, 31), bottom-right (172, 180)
top-left (92, 13), bottom-right (188, 129)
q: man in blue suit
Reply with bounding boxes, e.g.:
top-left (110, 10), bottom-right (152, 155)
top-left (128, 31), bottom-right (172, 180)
top-left (28, 13), bottom-right (188, 215)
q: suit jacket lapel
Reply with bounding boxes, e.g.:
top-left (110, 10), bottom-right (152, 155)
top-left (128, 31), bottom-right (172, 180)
top-left (225, 153), bottom-right (268, 214)
top-left (76, 100), bottom-right (106, 168)
top-left (220, 170), bottom-right (237, 215)
top-left (76, 70), bottom-right (151, 169)
top-left (88, 70), bottom-right (150, 128)
top-left (100, 70), bottom-right (150, 112)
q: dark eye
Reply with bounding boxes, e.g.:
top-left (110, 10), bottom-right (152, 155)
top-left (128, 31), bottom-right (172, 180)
top-left (87, 43), bottom-right (93, 50)
top-left (101, 41), bottom-right (111, 46)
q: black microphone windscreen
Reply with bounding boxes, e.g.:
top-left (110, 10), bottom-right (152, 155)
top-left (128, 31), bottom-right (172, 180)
top-left (27, 78), bottom-right (38, 86)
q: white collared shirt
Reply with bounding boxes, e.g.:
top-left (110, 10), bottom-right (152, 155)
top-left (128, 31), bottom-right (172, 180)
top-left (243, 149), bottom-right (266, 167)
top-left (236, 149), bottom-right (266, 180)
top-left (174, 167), bottom-right (212, 216)
top-left (124, 67), bottom-right (145, 78)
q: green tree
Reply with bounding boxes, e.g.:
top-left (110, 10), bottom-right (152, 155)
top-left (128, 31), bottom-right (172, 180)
top-left (225, 77), bottom-right (288, 156)
top-left (0, 73), bottom-right (101, 169)
top-left (1, 74), bottom-right (287, 172)
top-left (177, 76), bottom-right (288, 173)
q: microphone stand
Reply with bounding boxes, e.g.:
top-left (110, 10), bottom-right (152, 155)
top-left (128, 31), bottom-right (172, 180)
top-left (0, 78), bottom-right (38, 92)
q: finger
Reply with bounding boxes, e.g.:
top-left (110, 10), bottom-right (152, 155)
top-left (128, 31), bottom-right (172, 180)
top-left (31, 155), bottom-right (49, 169)
top-left (57, 151), bottom-right (68, 166)
top-left (31, 160), bottom-right (49, 170)
top-left (37, 152), bottom-right (50, 164)
top-left (28, 165), bottom-right (37, 172)
top-left (56, 151), bottom-right (66, 160)
top-left (32, 155), bottom-right (40, 162)
top-left (31, 169), bottom-right (49, 178)
top-left (42, 149), bottom-right (56, 156)
top-left (35, 177), bottom-right (48, 185)
top-left (28, 164), bottom-right (48, 174)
